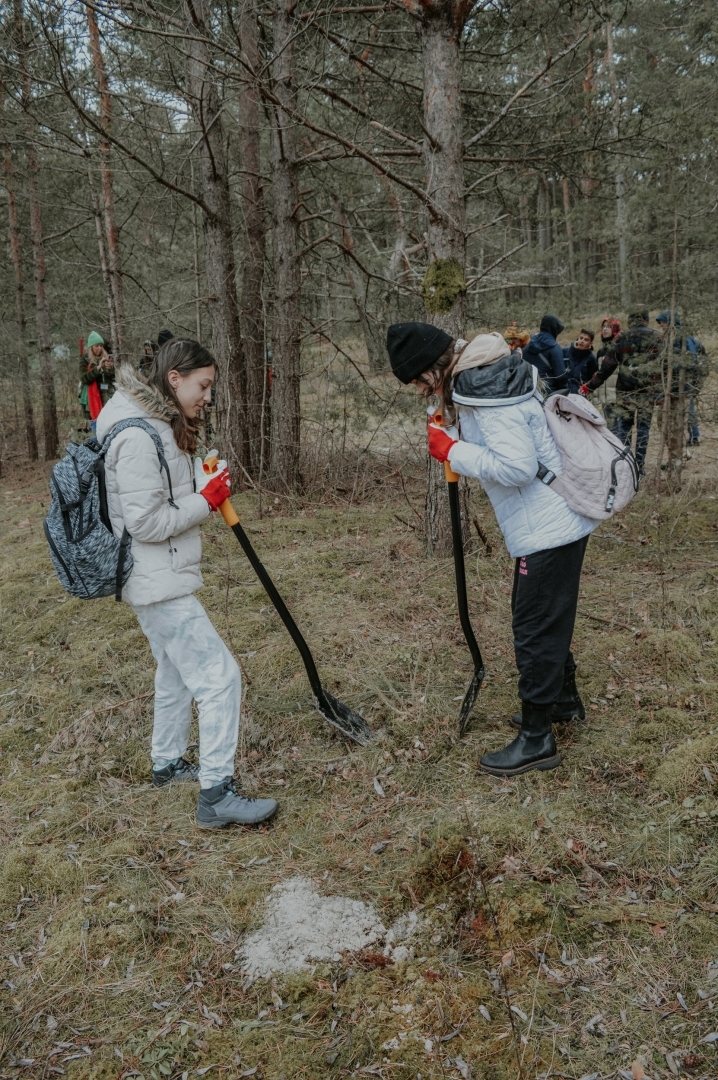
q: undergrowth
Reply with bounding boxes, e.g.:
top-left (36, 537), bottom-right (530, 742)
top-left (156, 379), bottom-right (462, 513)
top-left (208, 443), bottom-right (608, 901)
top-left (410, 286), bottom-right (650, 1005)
top-left (1, 429), bottom-right (718, 1080)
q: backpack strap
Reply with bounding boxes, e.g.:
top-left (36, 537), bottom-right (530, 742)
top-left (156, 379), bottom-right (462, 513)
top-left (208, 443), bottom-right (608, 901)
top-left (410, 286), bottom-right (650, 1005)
top-left (100, 418), bottom-right (179, 508)
top-left (115, 527), bottom-right (132, 602)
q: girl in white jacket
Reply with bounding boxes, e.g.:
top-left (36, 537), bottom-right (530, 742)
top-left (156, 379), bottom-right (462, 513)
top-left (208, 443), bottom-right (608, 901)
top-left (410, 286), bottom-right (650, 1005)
top-left (387, 323), bottom-right (599, 777)
top-left (96, 340), bottom-right (277, 827)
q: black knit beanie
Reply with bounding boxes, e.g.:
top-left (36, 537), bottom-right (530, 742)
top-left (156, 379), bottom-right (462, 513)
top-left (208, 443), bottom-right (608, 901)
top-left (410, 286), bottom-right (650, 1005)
top-left (386, 322), bottom-right (454, 384)
top-left (157, 328), bottom-right (174, 347)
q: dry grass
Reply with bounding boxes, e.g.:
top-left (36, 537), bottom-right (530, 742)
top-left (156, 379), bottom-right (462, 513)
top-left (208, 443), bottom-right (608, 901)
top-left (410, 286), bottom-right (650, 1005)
top-left (2, 407), bottom-right (718, 1080)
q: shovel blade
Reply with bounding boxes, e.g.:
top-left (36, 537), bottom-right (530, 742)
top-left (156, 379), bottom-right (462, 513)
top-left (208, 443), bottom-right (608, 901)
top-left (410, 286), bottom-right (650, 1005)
top-left (458, 667), bottom-right (484, 738)
top-left (315, 689), bottom-right (374, 746)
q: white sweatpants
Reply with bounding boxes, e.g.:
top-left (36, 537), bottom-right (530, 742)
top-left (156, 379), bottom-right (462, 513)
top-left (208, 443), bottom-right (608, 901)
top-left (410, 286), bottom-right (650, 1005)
top-left (133, 594), bottom-right (241, 789)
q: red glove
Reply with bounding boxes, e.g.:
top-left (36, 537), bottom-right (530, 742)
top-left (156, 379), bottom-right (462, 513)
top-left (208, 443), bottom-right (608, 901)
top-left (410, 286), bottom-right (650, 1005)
top-left (427, 423), bottom-right (458, 464)
top-left (200, 467), bottom-right (231, 511)
top-left (579, 383), bottom-right (591, 397)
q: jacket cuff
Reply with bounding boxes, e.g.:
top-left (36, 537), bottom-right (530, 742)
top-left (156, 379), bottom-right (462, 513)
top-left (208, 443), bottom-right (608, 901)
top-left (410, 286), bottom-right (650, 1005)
top-left (447, 440), bottom-right (478, 477)
top-left (185, 492), bottom-right (212, 525)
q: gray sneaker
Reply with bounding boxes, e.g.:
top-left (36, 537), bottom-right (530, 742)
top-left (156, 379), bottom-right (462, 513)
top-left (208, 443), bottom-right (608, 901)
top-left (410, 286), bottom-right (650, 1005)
top-left (152, 757), bottom-right (200, 787)
top-left (196, 777), bottom-right (278, 829)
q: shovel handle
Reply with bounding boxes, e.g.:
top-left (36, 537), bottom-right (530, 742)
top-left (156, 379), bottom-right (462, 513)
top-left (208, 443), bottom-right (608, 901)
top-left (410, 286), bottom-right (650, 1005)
top-left (219, 499), bottom-right (240, 527)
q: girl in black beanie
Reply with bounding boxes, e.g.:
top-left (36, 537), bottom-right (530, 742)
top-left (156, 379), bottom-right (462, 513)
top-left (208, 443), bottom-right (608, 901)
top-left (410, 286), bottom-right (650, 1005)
top-left (387, 322), bottom-right (598, 777)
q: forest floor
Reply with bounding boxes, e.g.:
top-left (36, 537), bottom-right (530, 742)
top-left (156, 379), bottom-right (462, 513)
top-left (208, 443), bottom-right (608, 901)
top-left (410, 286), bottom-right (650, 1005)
top-left (2, 424), bottom-right (718, 1080)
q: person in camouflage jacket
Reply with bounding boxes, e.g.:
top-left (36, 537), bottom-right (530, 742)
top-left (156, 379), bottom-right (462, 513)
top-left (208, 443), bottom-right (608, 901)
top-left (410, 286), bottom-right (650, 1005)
top-left (579, 309), bottom-right (663, 472)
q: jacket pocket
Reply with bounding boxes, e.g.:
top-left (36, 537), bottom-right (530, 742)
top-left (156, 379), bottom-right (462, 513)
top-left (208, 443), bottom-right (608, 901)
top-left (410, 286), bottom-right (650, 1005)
top-left (169, 526), bottom-right (202, 572)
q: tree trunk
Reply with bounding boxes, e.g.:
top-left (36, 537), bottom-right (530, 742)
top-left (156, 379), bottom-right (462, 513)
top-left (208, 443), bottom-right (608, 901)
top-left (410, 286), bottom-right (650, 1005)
top-left (185, 0), bottom-right (247, 473)
top-left (269, 0), bottom-right (301, 491)
top-left (238, 0), bottom-right (267, 476)
top-left (605, 19), bottom-right (629, 309)
top-left (561, 176), bottom-right (576, 283)
top-left (421, 2), bottom-right (467, 557)
top-left (85, 4), bottom-right (125, 360)
top-left (85, 148), bottom-right (118, 343)
top-left (16, 0), bottom-right (58, 459)
top-left (2, 89), bottom-right (37, 460)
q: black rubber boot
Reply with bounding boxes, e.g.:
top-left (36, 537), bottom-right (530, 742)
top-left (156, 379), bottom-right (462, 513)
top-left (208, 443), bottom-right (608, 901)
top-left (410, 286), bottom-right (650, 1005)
top-left (509, 655), bottom-right (585, 730)
top-left (481, 702), bottom-right (561, 777)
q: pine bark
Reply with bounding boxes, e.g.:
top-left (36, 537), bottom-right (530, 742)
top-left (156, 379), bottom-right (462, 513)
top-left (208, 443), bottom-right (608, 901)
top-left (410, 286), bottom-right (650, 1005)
top-left (2, 93), bottom-right (38, 460)
top-left (421, 1), bottom-right (469, 557)
top-left (605, 19), bottom-right (629, 308)
top-left (85, 149), bottom-right (117, 342)
top-left (238, 0), bottom-right (267, 476)
top-left (16, 0), bottom-right (58, 459)
top-left (85, 5), bottom-right (125, 360)
top-left (185, 0), bottom-right (247, 472)
top-left (269, 0), bottom-right (301, 490)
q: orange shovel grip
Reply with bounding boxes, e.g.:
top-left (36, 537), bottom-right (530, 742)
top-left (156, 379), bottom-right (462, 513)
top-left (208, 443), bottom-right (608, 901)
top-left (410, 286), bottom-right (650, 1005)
top-left (430, 411), bottom-right (459, 483)
top-left (203, 454), bottom-right (240, 526)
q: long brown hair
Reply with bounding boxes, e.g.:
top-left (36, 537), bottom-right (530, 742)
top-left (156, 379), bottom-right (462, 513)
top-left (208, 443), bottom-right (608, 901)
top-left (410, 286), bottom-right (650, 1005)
top-left (148, 338), bottom-right (215, 453)
top-left (414, 341), bottom-right (460, 424)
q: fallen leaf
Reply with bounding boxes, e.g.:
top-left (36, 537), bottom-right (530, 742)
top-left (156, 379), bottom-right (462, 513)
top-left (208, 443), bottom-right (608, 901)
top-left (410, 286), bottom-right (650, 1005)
top-left (651, 923), bottom-right (667, 938)
top-left (373, 777), bottom-right (385, 797)
top-left (702, 1031), bottom-right (718, 1043)
top-left (500, 949), bottom-right (514, 967)
top-left (631, 1060), bottom-right (645, 1080)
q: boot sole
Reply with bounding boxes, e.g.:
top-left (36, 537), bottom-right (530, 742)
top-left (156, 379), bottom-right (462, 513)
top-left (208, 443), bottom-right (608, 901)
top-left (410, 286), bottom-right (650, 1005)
top-left (195, 807), bottom-right (279, 829)
top-left (195, 816), bottom-right (272, 829)
top-left (480, 753), bottom-right (562, 777)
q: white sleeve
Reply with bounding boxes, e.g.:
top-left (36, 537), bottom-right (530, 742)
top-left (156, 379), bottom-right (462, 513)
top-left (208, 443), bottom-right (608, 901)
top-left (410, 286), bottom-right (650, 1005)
top-left (447, 409), bottom-right (538, 487)
top-left (112, 433), bottom-right (210, 542)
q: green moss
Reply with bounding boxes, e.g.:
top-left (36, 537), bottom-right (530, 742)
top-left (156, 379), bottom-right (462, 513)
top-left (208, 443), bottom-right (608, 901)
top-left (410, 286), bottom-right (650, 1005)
top-left (421, 257), bottom-right (466, 314)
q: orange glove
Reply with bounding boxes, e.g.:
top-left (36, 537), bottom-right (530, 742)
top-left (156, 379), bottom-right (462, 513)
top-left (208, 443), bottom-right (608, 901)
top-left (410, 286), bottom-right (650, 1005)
top-left (427, 422), bottom-right (458, 463)
top-left (200, 468), bottom-right (231, 511)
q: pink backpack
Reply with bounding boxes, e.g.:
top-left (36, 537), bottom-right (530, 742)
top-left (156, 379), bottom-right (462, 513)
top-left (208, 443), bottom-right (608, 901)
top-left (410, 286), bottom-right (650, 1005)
top-left (541, 393), bottom-right (639, 520)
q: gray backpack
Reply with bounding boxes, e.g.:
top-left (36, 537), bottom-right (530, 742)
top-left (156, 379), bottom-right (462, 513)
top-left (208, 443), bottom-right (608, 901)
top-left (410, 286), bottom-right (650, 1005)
top-left (44, 419), bottom-right (177, 601)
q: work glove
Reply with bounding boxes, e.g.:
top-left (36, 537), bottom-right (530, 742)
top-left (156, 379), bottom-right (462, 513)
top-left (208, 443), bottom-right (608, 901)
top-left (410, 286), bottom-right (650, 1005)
top-left (427, 410), bottom-right (459, 464)
top-left (578, 383), bottom-right (591, 398)
top-left (195, 452), bottom-right (231, 511)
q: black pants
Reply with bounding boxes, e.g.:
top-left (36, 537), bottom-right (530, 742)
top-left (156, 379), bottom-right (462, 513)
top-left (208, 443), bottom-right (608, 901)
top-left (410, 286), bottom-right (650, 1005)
top-left (511, 535), bottom-right (589, 706)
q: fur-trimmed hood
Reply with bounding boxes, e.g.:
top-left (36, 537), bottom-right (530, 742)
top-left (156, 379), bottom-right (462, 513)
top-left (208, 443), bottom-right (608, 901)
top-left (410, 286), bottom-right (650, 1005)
top-left (114, 364), bottom-right (178, 424)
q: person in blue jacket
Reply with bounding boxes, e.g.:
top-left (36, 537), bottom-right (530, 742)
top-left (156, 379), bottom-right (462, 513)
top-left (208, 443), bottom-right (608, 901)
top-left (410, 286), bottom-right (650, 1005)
top-left (522, 314), bottom-right (568, 393)
top-left (563, 329), bottom-right (597, 394)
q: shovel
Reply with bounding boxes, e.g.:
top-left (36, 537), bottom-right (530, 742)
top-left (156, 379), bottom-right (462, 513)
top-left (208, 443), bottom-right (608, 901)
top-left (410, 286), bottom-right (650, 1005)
top-left (205, 462), bottom-right (373, 746)
top-left (433, 417), bottom-right (485, 736)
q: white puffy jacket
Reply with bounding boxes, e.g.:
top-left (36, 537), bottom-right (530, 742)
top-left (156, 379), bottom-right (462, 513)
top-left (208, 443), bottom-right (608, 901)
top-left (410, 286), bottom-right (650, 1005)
top-left (95, 366), bottom-right (210, 606)
top-left (448, 366), bottom-right (597, 559)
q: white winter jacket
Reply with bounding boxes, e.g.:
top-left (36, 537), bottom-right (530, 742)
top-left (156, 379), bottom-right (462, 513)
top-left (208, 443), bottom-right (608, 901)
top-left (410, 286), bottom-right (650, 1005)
top-left (95, 366), bottom-right (210, 606)
top-left (447, 354), bottom-right (598, 559)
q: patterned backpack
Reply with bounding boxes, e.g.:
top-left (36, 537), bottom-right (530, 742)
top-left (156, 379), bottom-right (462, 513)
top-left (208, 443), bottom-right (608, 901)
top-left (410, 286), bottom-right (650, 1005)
top-left (44, 419), bottom-right (176, 601)
top-left (538, 392), bottom-right (639, 520)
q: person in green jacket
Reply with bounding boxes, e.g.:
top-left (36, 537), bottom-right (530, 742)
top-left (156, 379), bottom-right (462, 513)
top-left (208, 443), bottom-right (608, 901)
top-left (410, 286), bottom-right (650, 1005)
top-left (79, 331), bottom-right (115, 430)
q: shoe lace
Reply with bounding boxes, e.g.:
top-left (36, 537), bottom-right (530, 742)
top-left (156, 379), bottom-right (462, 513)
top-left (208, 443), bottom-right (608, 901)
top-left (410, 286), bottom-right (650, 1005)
top-left (224, 778), bottom-right (253, 801)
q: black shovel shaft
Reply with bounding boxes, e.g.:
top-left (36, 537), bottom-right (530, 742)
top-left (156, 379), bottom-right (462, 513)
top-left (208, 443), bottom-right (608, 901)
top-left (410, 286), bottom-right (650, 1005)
top-left (229, 521), bottom-right (325, 702)
top-left (447, 480), bottom-right (484, 674)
